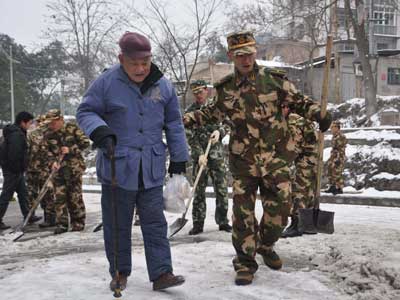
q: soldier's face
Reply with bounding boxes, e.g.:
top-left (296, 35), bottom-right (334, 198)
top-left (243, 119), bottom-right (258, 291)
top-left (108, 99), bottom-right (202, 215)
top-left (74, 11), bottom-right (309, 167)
top-left (119, 54), bottom-right (152, 84)
top-left (49, 118), bottom-right (64, 131)
top-left (331, 124), bottom-right (339, 134)
top-left (20, 120), bottom-right (33, 131)
top-left (193, 88), bottom-right (208, 105)
top-left (228, 52), bottom-right (257, 76)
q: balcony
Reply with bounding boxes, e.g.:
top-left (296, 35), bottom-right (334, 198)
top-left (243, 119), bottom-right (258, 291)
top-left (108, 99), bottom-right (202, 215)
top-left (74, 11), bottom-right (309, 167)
top-left (373, 25), bottom-right (397, 36)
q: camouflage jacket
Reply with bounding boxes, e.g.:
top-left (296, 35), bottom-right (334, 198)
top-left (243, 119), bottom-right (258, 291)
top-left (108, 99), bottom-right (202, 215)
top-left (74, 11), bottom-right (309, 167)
top-left (185, 100), bottom-right (228, 159)
top-left (184, 64), bottom-right (323, 177)
top-left (330, 131), bottom-right (347, 161)
top-left (45, 122), bottom-right (90, 175)
top-left (27, 126), bottom-right (48, 173)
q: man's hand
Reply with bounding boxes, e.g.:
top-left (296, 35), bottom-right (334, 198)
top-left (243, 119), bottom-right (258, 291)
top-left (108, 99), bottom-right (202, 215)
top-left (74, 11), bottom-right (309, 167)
top-left (198, 154), bottom-right (208, 167)
top-left (52, 161), bottom-right (60, 171)
top-left (210, 130), bottom-right (220, 144)
top-left (89, 126), bottom-right (117, 158)
top-left (61, 146), bottom-right (69, 154)
top-left (182, 114), bottom-right (193, 127)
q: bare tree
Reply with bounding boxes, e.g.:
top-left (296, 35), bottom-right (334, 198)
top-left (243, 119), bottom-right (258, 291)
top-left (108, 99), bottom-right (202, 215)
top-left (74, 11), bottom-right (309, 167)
top-left (45, 0), bottom-right (128, 91)
top-left (125, 0), bottom-right (224, 107)
top-left (344, 0), bottom-right (378, 117)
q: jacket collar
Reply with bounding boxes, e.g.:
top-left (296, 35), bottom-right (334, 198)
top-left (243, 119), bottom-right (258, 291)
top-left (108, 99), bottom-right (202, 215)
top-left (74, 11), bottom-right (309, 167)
top-left (234, 62), bottom-right (259, 88)
top-left (116, 63), bottom-right (163, 94)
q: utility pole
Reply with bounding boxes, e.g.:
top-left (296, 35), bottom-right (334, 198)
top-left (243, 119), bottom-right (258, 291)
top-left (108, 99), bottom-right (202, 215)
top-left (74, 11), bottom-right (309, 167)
top-left (9, 45), bottom-right (15, 123)
top-left (60, 79), bottom-right (65, 115)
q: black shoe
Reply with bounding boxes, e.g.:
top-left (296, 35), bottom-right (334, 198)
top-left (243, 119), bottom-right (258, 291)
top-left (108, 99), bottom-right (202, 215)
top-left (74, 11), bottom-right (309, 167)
top-left (153, 273), bottom-right (185, 291)
top-left (133, 218), bottom-right (140, 226)
top-left (219, 223), bottom-right (232, 232)
top-left (257, 248), bottom-right (282, 270)
top-left (54, 226), bottom-right (68, 234)
top-left (188, 223), bottom-right (203, 235)
top-left (0, 222), bottom-right (10, 230)
top-left (281, 216), bottom-right (303, 238)
top-left (235, 271), bottom-right (254, 285)
top-left (27, 215), bottom-right (42, 224)
top-left (325, 185), bottom-right (336, 194)
top-left (110, 274), bottom-right (128, 292)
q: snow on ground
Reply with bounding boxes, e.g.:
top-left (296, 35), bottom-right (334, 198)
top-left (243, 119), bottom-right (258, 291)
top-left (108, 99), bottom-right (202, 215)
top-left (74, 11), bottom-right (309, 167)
top-left (0, 194), bottom-right (400, 300)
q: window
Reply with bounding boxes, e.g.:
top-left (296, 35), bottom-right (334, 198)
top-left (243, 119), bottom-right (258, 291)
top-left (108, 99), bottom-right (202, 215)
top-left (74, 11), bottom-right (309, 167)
top-left (388, 68), bottom-right (400, 85)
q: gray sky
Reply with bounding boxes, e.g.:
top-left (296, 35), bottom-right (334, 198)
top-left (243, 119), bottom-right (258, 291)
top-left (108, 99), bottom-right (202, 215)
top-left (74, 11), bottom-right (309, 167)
top-left (0, 0), bottom-right (251, 51)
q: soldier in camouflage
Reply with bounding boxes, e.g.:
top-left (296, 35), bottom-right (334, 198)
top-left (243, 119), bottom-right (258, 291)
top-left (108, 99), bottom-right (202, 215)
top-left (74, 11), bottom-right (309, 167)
top-left (185, 80), bottom-right (231, 235)
top-left (280, 104), bottom-right (319, 238)
top-left (326, 120), bottom-right (347, 195)
top-left (44, 109), bottom-right (90, 234)
top-left (183, 31), bottom-right (332, 285)
top-left (26, 115), bottom-right (56, 227)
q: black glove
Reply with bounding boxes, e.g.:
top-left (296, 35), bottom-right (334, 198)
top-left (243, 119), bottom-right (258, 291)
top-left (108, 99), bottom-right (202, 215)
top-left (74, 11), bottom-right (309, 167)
top-left (90, 126), bottom-right (117, 158)
top-left (314, 112), bottom-right (332, 132)
top-left (335, 160), bottom-right (341, 167)
top-left (168, 161), bottom-right (186, 177)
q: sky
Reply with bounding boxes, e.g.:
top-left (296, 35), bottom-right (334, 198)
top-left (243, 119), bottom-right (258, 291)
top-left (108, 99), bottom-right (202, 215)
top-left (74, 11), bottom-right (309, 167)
top-left (0, 0), bottom-right (251, 51)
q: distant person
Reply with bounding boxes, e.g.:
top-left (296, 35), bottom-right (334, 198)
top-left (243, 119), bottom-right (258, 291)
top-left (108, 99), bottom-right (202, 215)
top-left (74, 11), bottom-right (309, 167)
top-left (26, 115), bottom-right (56, 228)
top-left (76, 31), bottom-right (189, 292)
top-left (326, 121), bottom-right (347, 195)
top-left (185, 80), bottom-right (231, 235)
top-left (44, 109), bottom-right (90, 234)
top-left (0, 111), bottom-right (41, 230)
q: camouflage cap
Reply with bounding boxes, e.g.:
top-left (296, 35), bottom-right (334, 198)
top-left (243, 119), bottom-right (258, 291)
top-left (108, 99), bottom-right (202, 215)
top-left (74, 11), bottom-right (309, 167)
top-left (332, 120), bottom-right (341, 127)
top-left (45, 109), bottom-right (63, 122)
top-left (35, 114), bottom-right (47, 124)
top-left (227, 31), bottom-right (257, 56)
top-left (190, 79), bottom-right (208, 94)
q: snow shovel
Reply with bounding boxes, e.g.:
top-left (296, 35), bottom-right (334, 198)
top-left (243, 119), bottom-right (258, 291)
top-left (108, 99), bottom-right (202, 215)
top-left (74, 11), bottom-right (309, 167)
top-left (12, 154), bottom-right (64, 242)
top-left (298, 35), bottom-right (334, 235)
top-left (168, 137), bottom-right (213, 239)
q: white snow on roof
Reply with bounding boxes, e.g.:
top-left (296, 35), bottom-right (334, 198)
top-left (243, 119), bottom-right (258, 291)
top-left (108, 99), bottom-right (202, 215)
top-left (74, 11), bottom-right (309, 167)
top-left (324, 129), bottom-right (400, 141)
top-left (256, 59), bottom-right (299, 69)
top-left (371, 172), bottom-right (400, 180)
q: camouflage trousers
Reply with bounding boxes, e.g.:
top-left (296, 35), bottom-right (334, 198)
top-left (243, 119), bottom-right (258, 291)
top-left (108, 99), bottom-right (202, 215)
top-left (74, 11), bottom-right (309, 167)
top-left (291, 152), bottom-right (318, 214)
top-left (232, 167), bottom-right (291, 274)
top-left (192, 157), bottom-right (229, 225)
top-left (327, 157), bottom-right (345, 189)
top-left (26, 171), bottom-right (55, 217)
top-left (53, 170), bottom-right (86, 230)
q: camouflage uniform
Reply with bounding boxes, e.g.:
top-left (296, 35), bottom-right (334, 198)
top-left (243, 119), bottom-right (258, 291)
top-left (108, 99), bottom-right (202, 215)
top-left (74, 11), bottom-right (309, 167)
top-left (184, 32), bottom-right (328, 276)
top-left (288, 114), bottom-right (319, 211)
top-left (26, 120), bottom-right (55, 222)
top-left (327, 122), bottom-right (347, 189)
top-left (44, 110), bottom-right (90, 231)
top-left (185, 93), bottom-right (229, 228)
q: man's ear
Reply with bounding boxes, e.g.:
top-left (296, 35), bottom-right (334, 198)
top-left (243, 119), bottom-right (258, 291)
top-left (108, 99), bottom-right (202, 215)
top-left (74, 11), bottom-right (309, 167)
top-left (227, 51), bottom-right (233, 61)
top-left (118, 53), bottom-right (124, 64)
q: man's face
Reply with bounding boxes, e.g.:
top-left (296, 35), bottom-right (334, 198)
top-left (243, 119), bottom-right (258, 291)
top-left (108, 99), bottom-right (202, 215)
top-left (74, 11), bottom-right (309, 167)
top-left (281, 103), bottom-right (290, 118)
top-left (48, 118), bottom-right (64, 132)
top-left (193, 88), bottom-right (208, 105)
top-left (119, 54), bottom-right (152, 83)
top-left (228, 52), bottom-right (257, 76)
top-left (20, 120), bottom-right (33, 131)
top-left (331, 124), bottom-right (339, 134)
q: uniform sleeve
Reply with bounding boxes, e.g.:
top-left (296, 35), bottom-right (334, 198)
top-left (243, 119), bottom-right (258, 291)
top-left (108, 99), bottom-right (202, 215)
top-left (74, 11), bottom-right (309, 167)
top-left (69, 125), bottom-right (91, 155)
top-left (184, 94), bottom-right (226, 127)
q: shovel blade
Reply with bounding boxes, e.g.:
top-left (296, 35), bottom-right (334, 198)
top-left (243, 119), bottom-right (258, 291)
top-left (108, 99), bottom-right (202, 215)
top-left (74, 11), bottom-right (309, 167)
top-left (11, 230), bottom-right (25, 242)
top-left (93, 223), bottom-right (103, 232)
top-left (168, 217), bottom-right (188, 239)
top-left (316, 209), bottom-right (335, 234)
top-left (298, 208), bottom-right (335, 235)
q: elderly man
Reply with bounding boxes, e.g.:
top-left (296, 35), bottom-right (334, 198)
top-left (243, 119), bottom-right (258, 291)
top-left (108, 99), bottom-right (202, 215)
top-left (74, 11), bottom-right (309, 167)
top-left (76, 32), bottom-right (189, 293)
top-left (183, 31), bottom-right (331, 285)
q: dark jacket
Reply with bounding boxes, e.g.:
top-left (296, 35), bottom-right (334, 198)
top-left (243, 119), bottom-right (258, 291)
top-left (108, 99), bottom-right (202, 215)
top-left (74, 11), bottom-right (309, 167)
top-left (2, 123), bottom-right (28, 173)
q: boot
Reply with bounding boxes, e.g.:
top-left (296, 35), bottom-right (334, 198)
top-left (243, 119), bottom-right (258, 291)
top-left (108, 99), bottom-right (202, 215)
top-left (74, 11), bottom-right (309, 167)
top-left (281, 215), bottom-right (303, 238)
top-left (39, 213), bottom-right (56, 228)
top-left (325, 185), bottom-right (336, 194)
top-left (257, 248), bottom-right (282, 270)
top-left (188, 222), bottom-right (204, 235)
top-left (27, 215), bottom-right (42, 224)
top-left (109, 274), bottom-right (128, 292)
top-left (0, 222), bottom-right (10, 230)
top-left (153, 272), bottom-right (185, 291)
top-left (235, 271), bottom-right (254, 285)
top-left (0, 206), bottom-right (9, 230)
top-left (133, 214), bottom-right (140, 226)
top-left (219, 223), bottom-right (232, 232)
top-left (54, 225), bottom-right (68, 235)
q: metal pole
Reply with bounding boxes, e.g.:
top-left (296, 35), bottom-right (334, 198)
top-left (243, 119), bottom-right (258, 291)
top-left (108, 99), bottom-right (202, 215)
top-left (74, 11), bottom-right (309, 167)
top-left (60, 79), bottom-right (65, 115)
top-left (10, 45), bottom-right (15, 123)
